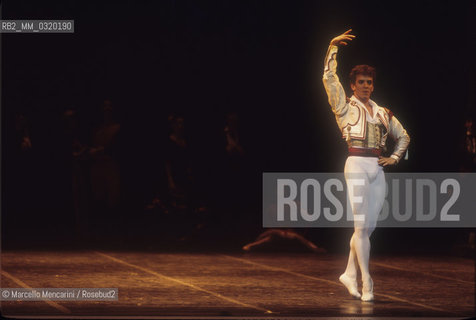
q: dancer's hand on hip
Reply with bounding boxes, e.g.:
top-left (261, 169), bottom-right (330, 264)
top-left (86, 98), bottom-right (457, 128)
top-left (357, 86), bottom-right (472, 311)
top-left (378, 156), bottom-right (397, 166)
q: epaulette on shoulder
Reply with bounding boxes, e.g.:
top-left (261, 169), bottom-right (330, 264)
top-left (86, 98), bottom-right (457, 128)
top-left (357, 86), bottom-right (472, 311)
top-left (383, 107), bottom-right (393, 120)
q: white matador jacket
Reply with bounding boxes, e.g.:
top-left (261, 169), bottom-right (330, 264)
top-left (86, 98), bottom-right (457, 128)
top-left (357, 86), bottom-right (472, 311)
top-left (322, 45), bottom-right (410, 162)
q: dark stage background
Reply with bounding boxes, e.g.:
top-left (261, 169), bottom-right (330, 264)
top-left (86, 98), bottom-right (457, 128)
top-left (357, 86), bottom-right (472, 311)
top-left (1, 1), bottom-right (475, 253)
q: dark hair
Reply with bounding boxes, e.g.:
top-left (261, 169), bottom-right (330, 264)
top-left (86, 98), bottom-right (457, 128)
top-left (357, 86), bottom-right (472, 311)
top-left (349, 65), bottom-right (376, 85)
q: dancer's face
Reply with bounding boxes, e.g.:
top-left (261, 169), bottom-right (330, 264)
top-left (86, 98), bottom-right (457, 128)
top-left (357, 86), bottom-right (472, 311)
top-left (351, 74), bottom-right (374, 103)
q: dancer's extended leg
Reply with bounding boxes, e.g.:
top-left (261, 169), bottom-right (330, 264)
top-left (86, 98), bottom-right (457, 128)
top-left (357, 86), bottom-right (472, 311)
top-left (343, 157), bottom-right (376, 301)
top-left (358, 167), bottom-right (384, 301)
top-left (340, 233), bottom-right (361, 298)
top-left (343, 234), bottom-right (358, 279)
top-left (352, 226), bottom-right (372, 301)
top-left (341, 158), bottom-right (369, 299)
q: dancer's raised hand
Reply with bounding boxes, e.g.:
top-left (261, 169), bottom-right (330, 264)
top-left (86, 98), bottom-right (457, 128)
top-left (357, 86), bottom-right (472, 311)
top-left (330, 29), bottom-right (355, 46)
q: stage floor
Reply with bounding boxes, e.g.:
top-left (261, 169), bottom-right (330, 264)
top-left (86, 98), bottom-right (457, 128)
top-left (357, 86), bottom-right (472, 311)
top-left (1, 250), bottom-right (474, 318)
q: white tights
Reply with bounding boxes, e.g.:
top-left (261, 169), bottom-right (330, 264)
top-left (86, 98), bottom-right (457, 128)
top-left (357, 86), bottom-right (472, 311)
top-left (343, 156), bottom-right (385, 283)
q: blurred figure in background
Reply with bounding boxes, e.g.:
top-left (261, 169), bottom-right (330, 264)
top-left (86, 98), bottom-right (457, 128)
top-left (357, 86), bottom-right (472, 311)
top-left (89, 99), bottom-right (122, 232)
top-left (220, 112), bottom-right (248, 234)
top-left (4, 113), bottom-right (34, 237)
top-left (224, 112), bottom-right (245, 157)
top-left (459, 117), bottom-right (476, 251)
top-left (62, 107), bottom-right (91, 241)
top-left (15, 113), bottom-right (32, 152)
top-left (460, 117), bottom-right (476, 172)
top-left (165, 114), bottom-right (193, 211)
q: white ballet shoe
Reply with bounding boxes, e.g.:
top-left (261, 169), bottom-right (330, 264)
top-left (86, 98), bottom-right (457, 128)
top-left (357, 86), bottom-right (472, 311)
top-left (339, 274), bottom-right (361, 299)
top-left (361, 277), bottom-right (374, 302)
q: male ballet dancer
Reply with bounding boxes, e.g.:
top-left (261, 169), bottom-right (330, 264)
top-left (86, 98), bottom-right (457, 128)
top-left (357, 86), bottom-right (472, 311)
top-left (322, 29), bottom-right (410, 301)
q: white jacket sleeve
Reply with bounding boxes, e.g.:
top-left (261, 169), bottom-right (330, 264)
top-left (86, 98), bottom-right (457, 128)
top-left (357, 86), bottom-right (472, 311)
top-left (322, 45), bottom-right (348, 117)
top-left (388, 115), bottom-right (410, 162)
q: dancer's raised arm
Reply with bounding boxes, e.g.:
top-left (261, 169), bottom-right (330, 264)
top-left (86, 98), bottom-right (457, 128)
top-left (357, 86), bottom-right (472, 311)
top-left (322, 30), bottom-right (355, 116)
